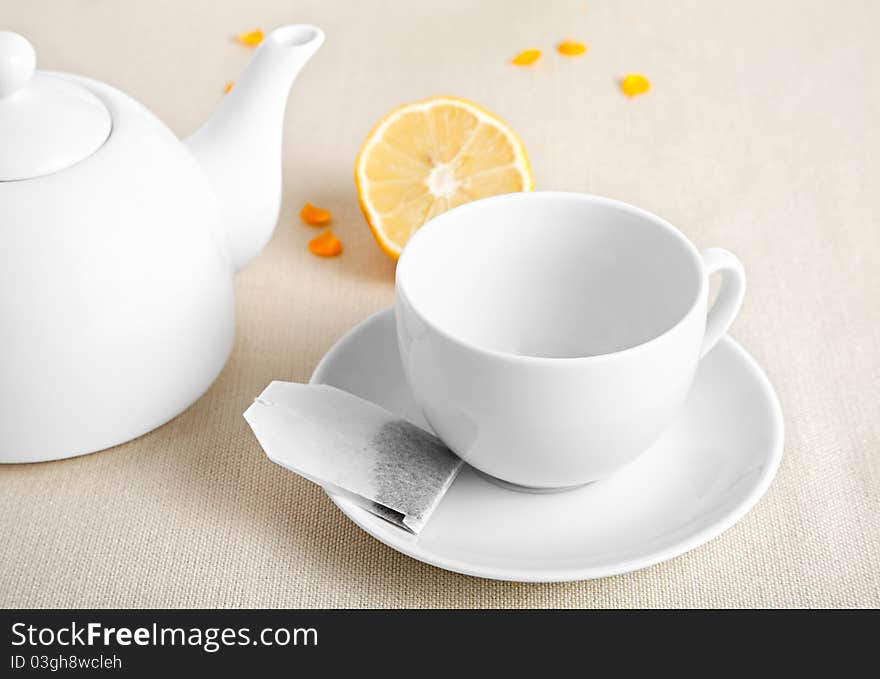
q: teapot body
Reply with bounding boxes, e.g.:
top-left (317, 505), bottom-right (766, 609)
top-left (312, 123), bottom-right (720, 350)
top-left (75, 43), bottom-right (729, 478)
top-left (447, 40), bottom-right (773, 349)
top-left (0, 76), bottom-right (235, 462)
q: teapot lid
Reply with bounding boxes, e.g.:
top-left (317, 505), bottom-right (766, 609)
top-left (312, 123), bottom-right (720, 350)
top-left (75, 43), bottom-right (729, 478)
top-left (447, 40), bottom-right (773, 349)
top-left (0, 31), bottom-right (111, 181)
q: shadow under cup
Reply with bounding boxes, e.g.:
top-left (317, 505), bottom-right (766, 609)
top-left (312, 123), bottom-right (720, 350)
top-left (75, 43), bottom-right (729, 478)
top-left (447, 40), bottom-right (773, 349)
top-left (395, 191), bottom-right (713, 490)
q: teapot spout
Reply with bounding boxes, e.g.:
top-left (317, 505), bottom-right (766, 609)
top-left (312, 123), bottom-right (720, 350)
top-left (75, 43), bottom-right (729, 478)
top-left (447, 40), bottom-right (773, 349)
top-left (187, 25), bottom-right (324, 270)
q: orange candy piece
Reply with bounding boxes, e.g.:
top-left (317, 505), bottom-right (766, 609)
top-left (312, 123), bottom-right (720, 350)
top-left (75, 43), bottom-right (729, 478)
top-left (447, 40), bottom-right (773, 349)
top-left (224, 82), bottom-right (234, 94)
top-left (237, 30), bottom-right (264, 47)
top-left (621, 73), bottom-right (651, 97)
top-left (300, 202), bottom-right (332, 226)
top-left (309, 230), bottom-right (343, 257)
top-left (511, 49), bottom-right (541, 66)
top-left (557, 40), bottom-right (587, 56)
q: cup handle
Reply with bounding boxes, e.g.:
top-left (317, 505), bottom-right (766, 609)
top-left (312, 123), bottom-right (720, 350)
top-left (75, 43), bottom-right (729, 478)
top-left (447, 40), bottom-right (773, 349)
top-left (700, 248), bottom-right (746, 357)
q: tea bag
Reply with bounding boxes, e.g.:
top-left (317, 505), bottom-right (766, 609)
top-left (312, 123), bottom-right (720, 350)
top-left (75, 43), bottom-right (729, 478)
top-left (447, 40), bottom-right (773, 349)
top-left (243, 381), bottom-right (463, 534)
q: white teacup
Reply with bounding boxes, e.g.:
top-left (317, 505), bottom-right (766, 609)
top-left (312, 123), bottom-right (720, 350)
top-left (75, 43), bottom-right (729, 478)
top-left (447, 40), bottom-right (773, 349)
top-left (395, 191), bottom-right (746, 490)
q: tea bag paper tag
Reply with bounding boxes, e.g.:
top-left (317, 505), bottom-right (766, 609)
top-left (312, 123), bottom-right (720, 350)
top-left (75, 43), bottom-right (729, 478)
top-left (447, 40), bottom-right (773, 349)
top-left (243, 381), bottom-right (462, 534)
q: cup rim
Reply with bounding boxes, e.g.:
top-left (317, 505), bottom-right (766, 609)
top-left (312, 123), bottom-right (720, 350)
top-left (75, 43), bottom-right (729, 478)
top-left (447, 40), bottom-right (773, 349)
top-left (396, 191), bottom-right (707, 364)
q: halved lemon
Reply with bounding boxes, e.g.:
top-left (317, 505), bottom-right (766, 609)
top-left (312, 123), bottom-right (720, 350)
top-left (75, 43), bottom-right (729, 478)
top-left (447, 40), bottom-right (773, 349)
top-left (355, 96), bottom-right (534, 260)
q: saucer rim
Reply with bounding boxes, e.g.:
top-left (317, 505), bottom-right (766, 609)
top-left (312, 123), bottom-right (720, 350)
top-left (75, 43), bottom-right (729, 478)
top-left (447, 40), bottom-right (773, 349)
top-left (311, 307), bottom-right (784, 583)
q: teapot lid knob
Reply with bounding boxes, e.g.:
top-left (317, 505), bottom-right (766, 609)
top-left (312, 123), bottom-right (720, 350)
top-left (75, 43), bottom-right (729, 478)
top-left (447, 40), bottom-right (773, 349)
top-left (0, 31), bottom-right (111, 182)
top-left (0, 31), bottom-right (36, 98)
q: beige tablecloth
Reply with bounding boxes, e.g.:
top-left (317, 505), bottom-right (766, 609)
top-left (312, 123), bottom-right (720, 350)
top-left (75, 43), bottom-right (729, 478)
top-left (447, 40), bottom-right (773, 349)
top-left (1, 0), bottom-right (878, 608)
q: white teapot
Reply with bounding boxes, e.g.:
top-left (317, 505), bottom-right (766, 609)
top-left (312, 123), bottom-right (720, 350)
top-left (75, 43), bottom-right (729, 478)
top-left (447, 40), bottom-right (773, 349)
top-left (0, 26), bottom-right (324, 462)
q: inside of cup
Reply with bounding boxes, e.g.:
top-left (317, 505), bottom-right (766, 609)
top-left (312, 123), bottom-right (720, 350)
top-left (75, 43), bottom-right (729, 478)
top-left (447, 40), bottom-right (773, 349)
top-left (397, 193), bottom-right (704, 359)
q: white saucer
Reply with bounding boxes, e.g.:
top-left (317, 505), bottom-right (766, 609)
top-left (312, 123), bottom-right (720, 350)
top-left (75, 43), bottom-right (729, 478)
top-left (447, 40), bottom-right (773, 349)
top-left (311, 308), bottom-right (783, 582)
